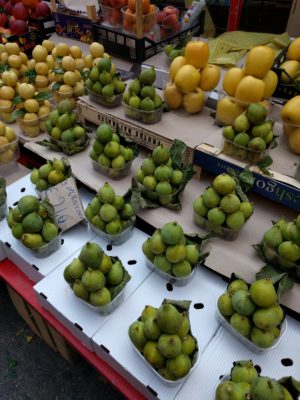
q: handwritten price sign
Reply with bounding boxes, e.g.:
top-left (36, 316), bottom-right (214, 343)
top-left (40, 177), bottom-right (85, 232)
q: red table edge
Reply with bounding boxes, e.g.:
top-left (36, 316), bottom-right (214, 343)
top-left (0, 258), bottom-right (146, 400)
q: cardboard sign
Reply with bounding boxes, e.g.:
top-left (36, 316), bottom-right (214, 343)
top-left (40, 177), bottom-right (85, 232)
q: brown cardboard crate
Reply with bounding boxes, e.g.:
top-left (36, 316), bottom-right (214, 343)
top-left (27, 304), bottom-right (57, 351)
top-left (47, 323), bottom-right (78, 364)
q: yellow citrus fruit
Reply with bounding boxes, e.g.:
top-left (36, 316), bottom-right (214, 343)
top-left (0, 86), bottom-right (15, 101)
top-left (59, 84), bottom-right (73, 98)
top-left (0, 99), bottom-right (13, 112)
top-left (8, 54), bottom-right (22, 69)
top-left (9, 68), bottom-right (19, 78)
top-left (35, 62), bottom-right (49, 76)
top-left (5, 126), bottom-right (16, 142)
top-left (19, 64), bottom-right (29, 76)
top-left (70, 45), bottom-right (82, 59)
top-left (23, 112), bottom-right (39, 126)
top-left (288, 128), bottom-right (300, 154)
top-left (84, 54), bottom-right (93, 68)
top-left (18, 83), bottom-right (35, 100)
top-left (43, 100), bottom-right (51, 109)
top-left (90, 42), bottom-right (104, 58)
top-left (56, 43), bottom-right (70, 57)
top-left (92, 57), bottom-right (101, 67)
top-left (63, 71), bottom-right (77, 86)
top-left (5, 42), bottom-right (20, 55)
top-left (39, 120), bottom-right (46, 132)
top-left (0, 136), bottom-right (9, 146)
top-left (0, 52), bottom-right (8, 65)
top-left (61, 55), bottom-right (76, 71)
top-left (103, 53), bottom-right (111, 59)
top-left (51, 126), bottom-right (61, 140)
top-left (46, 55), bottom-right (55, 69)
top-left (73, 82), bottom-right (85, 97)
top-left (24, 99), bottom-right (40, 113)
top-left (35, 75), bottom-right (49, 88)
top-left (51, 47), bottom-right (57, 58)
top-left (48, 71), bottom-right (63, 83)
top-left (110, 63), bottom-right (116, 75)
top-left (75, 58), bottom-right (85, 71)
top-left (38, 105), bottom-right (51, 119)
top-left (15, 101), bottom-right (25, 110)
top-left (27, 59), bottom-right (36, 69)
top-left (0, 112), bottom-right (13, 123)
top-left (2, 71), bottom-right (18, 87)
top-left (74, 70), bottom-right (82, 82)
top-left (0, 44), bottom-right (5, 53)
top-left (0, 121), bottom-right (6, 135)
top-left (23, 125), bottom-right (40, 137)
top-left (42, 39), bottom-right (55, 53)
top-left (0, 149), bottom-right (14, 163)
top-left (32, 45), bottom-right (48, 62)
top-left (19, 52), bottom-right (28, 64)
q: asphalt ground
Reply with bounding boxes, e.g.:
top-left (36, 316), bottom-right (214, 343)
top-left (0, 280), bottom-right (125, 400)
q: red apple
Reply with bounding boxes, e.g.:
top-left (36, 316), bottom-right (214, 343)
top-left (10, 18), bottom-right (28, 34)
top-left (0, 0), bottom-right (6, 7)
top-left (4, 1), bottom-right (14, 15)
top-left (13, 3), bottom-right (29, 20)
top-left (156, 10), bottom-right (166, 24)
top-left (0, 13), bottom-right (7, 26)
top-left (163, 13), bottom-right (178, 28)
top-left (163, 5), bottom-right (179, 16)
top-left (172, 21), bottom-right (182, 33)
top-left (35, 1), bottom-right (50, 17)
top-left (11, 0), bottom-right (22, 3)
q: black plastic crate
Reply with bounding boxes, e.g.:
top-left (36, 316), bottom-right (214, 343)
top-left (1, 29), bottom-right (43, 56)
top-left (91, 11), bottom-right (205, 63)
top-left (29, 15), bottom-right (55, 39)
top-left (272, 45), bottom-right (300, 99)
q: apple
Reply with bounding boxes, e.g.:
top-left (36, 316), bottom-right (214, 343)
top-left (13, 3), bottom-right (29, 20)
top-left (11, 0), bottom-right (22, 3)
top-left (156, 10), bottom-right (166, 24)
top-left (9, 18), bottom-right (28, 34)
top-left (35, 1), bottom-right (51, 17)
top-left (163, 5), bottom-right (179, 16)
top-left (4, 1), bottom-right (14, 15)
top-left (163, 13), bottom-right (178, 28)
top-left (0, 0), bottom-right (6, 7)
top-left (172, 21), bottom-right (182, 33)
top-left (0, 13), bottom-right (8, 27)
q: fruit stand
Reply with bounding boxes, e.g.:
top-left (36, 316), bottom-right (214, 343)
top-left (0, 2), bottom-right (300, 399)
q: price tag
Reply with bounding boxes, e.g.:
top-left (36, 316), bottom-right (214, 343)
top-left (40, 177), bottom-right (85, 232)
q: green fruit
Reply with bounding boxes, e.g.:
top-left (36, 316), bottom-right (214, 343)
top-left (249, 278), bottom-right (277, 307)
top-left (6, 208), bottom-right (15, 228)
top-left (154, 94), bottom-right (163, 109)
top-left (68, 258), bottom-right (85, 280)
top-left (250, 327), bottom-right (276, 348)
top-left (36, 179), bottom-right (49, 192)
top-left (22, 212), bottom-right (43, 233)
top-left (230, 313), bottom-right (252, 336)
top-left (21, 233), bottom-right (44, 249)
top-left (143, 341), bottom-right (165, 369)
top-left (99, 254), bottom-right (112, 274)
top-left (193, 196), bottom-right (208, 217)
top-left (161, 221), bottom-right (184, 245)
top-left (129, 79), bottom-right (141, 95)
top-left (98, 153), bottom-right (111, 168)
top-left (233, 112), bottom-right (250, 133)
top-left (231, 289), bottom-right (256, 316)
top-left (61, 129), bottom-right (75, 143)
top-left (89, 66), bottom-right (100, 82)
top-left (143, 175), bottom-right (157, 191)
top-left (234, 132), bottom-right (250, 147)
top-left (251, 122), bottom-right (271, 138)
top-left (207, 207), bottom-right (226, 226)
top-left (81, 268), bottom-right (106, 292)
top-left (12, 206), bottom-right (23, 223)
top-left (57, 99), bottom-right (73, 115)
top-left (142, 238), bottom-right (155, 262)
top-left (164, 44), bottom-right (174, 56)
top-left (106, 219), bottom-right (123, 235)
top-left (18, 195), bottom-right (40, 217)
top-left (100, 70), bottom-right (112, 85)
top-left (90, 287), bottom-right (111, 307)
top-left (52, 158), bottom-right (66, 173)
top-left (185, 244), bottom-right (199, 265)
top-left (120, 203), bottom-right (134, 219)
top-left (223, 125), bottom-right (235, 140)
top-left (154, 254), bottom-right (172, 273)
top-left (30, 168), bottom-right (39, 184)
top-left (263, 225), bottom-right (283, 248)
top-left (278, 241), bottom-right (300, 262)
top-left (45, 119), bottom-right (53, 134)
top-left (120, 146), bottom-right (134, 162)
top-left (141, 305), bottom-right (157, 322)
top-left (251, 376), bottom-right (284, 400)
top-left (106, 260), bottom-right (124, 285)
top-left (104, 141), bottom-right (120, 158)
top-left (48, 170), bottom-right (65, 186)
top-left (140, 85), bottom-right (155, 99)
top-left (248, 137), bottom-right (266, 151)
top-left (92, 81), bottom-right (102, 94)
top-left (139, 66), bottom-right (156, 85)
top-left (171, 170), bottom-right (183, 186)
top-left (38, 163), bottom-right (53, 180)
top-left (128, 321), bottom-right (147, 351)
top-left (166, 354), bottom-right (191, 379)
top-left (154, 165), bottom-right (172, 182)
top-left (113, 79), bottom-right (126, 94)
top-left (112, 195), bottom-right (125, 211)
top-left (281, 221), bottom-right (299, 241)
top-left (165, 243), bottom-right (186, 263)
top-left (181, 335), bottom-right (196, 356)
top-left (89, 197), bottom-right (102, 215)
top-left (169, 49), bottom-right (181, 60)
top-left (63, 265), bottom-right (74, 284)
top-left (157, 303), bottom-right (183, 334)
top-left (152, 145), bottom-right (170, 165)
top-left (227, 279), bottom-right (248, 295)
top-left (172, 260), bottom-right (192, 277)
top-left (79, 242), bottom-right (103, 269)
top-left (102, 83), bottom-right (114, 98)
top-left (220, 194), bottom-right (241, 214)
top-left (50, 109), bottom-right (59, 125)
top-left (100, 203), bottom-right (118, 222)
top-left (253, 303), bottom-right (284, 330)
top-left (12, 223), bottom-right (24, 239)
top-left (239, 201), bottom-right (253, 219)
top-left (230, 360), bottom-right (258, 384)
top-left (155, 181), bottom-right (172, 196)
top-left (129, 95), bottom-right (141, 109)
top-left (141, 157), bottom-right (156, 175)
top-left (202, 187), bottom-right (221, 208)
top-left (213, 174), bottom-right (236, 195)
top-left (144, 316), bottom-right (161, 340)
top-left (122, 91), bottom-right (131, 104)
top-left (264, 129), bottom-right (274, 144)
top-left (92, 215), bottom-right (106, 231)
top-left (98, 182), bottom-right (115, 203)
top-left (215, 381), bottom-right (245, 400)
top-left (41, 222), bottom-right (58, 242)
top-left (73, 280), bottom-right (89, 301)
top-left (140, 97), bottom-right (155, 111)
top-left (96, 124), bottom-right (113, 144)
top-left (157, 334), bottom-right (182, 358)
top-left (217, 293), bottom-right (235, 317)
top-left (58, 113), bottom-right (72, 131)
top-left (98, 58), bottom-right (111, 72)
top-left (225, 210), bottom-right (245, 230)
top-left (149, 229), bottom-right (166, 254)
top-left (246, 103), bottom-right (267, 124)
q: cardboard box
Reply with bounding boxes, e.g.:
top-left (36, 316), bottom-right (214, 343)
top-left (33, 228), bottom-right (152, 351)
top-left (286, 0), bottom-right (300, 37)
top-left (7, 285), bottom-right (78, 363)
top-left (0, 29), bottom-right (42, 56)
top-left (92, 267), bottom-right (226, 400)
top-left (29, 15), bottom-right (55, 39)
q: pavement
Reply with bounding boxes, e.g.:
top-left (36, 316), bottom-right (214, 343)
top-left (0, 280), bottom-right (125, 400)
